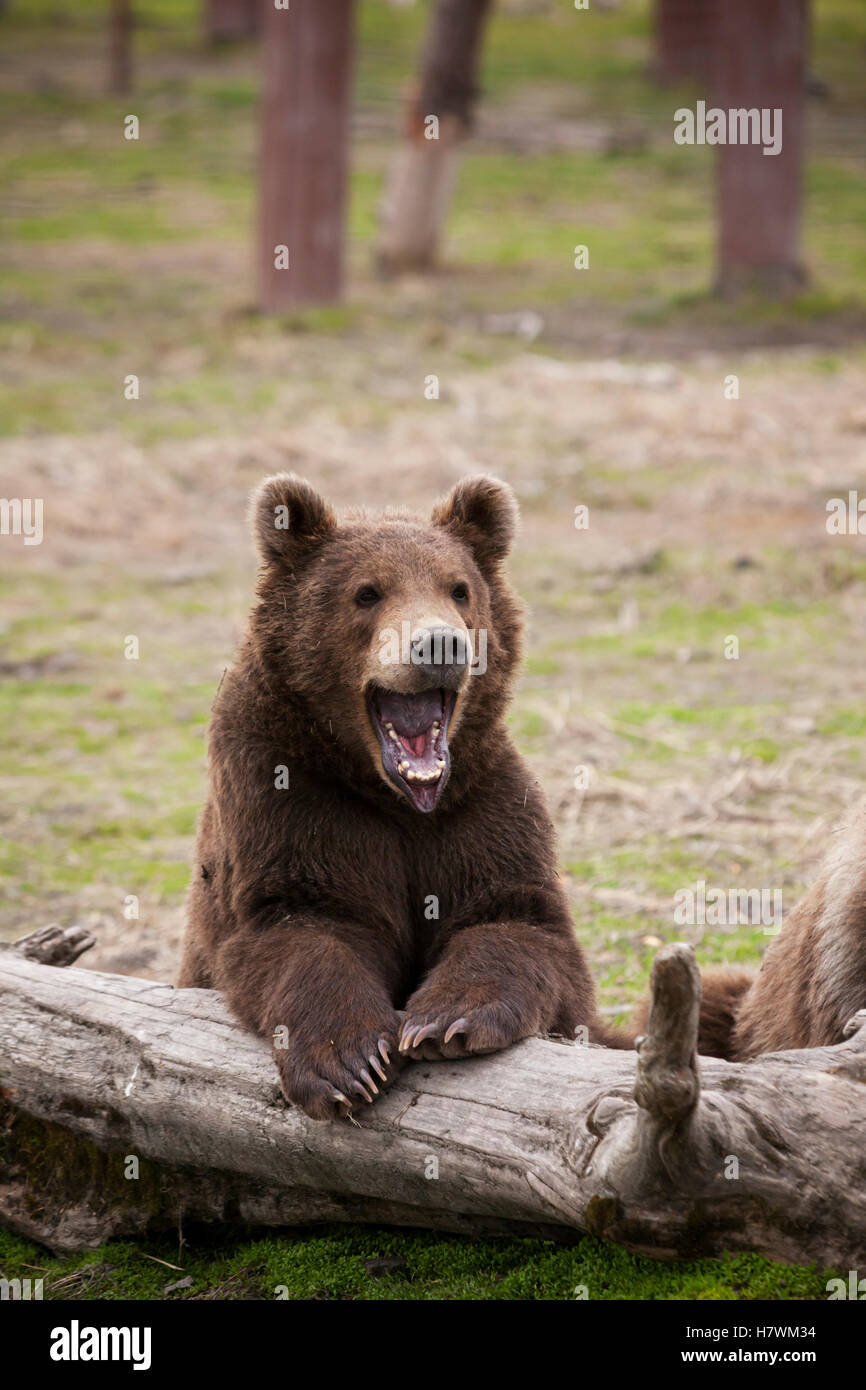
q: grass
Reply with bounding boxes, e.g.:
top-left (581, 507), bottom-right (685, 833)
top-left (2, 0), bottom-right (866, 1300)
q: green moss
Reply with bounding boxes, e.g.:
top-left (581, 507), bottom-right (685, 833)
top-left (0, 1219), bottom-right (839, 1302)
top-left (0, 1105), bottom-right (167, 1233)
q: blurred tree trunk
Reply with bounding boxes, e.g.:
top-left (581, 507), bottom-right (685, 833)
top-left (258, 0), bottom-right (356, 311)
top-left (108, 0), bottom-right (134, 96)
top-left (652, 0), bottom-right (716, 85)
top-left (377, 0), bottom-right (493, 276)
top-left (714, 0), bottom-right (808, 297)
top-left (204, 0), bottom-right (259, 43)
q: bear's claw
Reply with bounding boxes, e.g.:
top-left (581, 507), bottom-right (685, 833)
top-left (331, 1090), bottom-right (352, 1117)
top-left (369, 1053), bottom-right (388, 1082)
top-left (400, 1021), bottom-right (439, 1051)
top-left (398, 1002), bottom-right (523, 1061)
top-left (275, 1016), bottom-right (404, 1120)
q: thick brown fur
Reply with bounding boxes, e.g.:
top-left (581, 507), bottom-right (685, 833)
top-left (632, 811), bottom-right (866, 1061)
top-left (181, 474), bottom-right (866, 1118)
top-left (732, 808), bottom-right (866, 1058)
top-left (180, 474), bottom-right (625, 1121)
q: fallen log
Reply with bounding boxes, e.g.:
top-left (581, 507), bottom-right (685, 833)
top-left (1, 926), bottom-right (865, 1264)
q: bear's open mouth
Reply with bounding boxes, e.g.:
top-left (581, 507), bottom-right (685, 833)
top-left (367, 686), bottom-right (455, 812)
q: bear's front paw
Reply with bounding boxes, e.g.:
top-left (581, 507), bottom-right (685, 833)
top-left (275, 1013), bottom-right (404, 1121)
top-left (398, 996), bottom-right (527, 1061)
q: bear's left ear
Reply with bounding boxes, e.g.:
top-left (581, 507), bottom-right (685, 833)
top-left (431, 475), bottom-right (518, 569)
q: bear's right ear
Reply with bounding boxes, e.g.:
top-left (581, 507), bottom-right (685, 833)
top-left (250, 474), bottom-right (336, 566)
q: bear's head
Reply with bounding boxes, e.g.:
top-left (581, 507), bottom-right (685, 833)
top-left (248, 473), bottom-right (523, 813)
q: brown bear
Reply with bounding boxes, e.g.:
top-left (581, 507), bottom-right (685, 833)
top-left (625, 824), bottom-right (866, 1061)
top-left (179, 473), bottom-right (627, 1119)
top-left (725, 808), bottom-right (866, 1059)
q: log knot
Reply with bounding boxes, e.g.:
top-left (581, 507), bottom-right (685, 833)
top-left (633, 943), bottom-right (701, 1129)
top-left (6, 923), bottom-right (95, 968)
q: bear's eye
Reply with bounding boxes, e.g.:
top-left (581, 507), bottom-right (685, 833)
top-left (354, 584), bottom-right (382, 608)
top-left (451, 582), bottom-right (469, 603)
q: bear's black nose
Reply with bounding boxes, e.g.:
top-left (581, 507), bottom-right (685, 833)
top-left (410, 625), bottom-right (470, 687)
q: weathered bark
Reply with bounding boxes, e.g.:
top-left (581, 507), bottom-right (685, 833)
top-left (2, 927), bottom-right (865, 1263)
top-left (376, 0), bottom-right (493, 275)
top-left (257, 0), bottom-right (356, 311)
top-left (108, 0), bottom-right (134, 97)
top-left (204, 0), bottom-right (259, 43)
top-left (713, 0), bottom-right (808, 297)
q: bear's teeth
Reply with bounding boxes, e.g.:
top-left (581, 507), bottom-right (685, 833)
top-left (400, 764), bottom-right (443, 783)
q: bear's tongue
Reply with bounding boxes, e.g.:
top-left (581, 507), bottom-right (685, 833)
top-left (400, 733), bottom-right (427, 757)
top-left (370, 688), bottom-right (452, 813)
